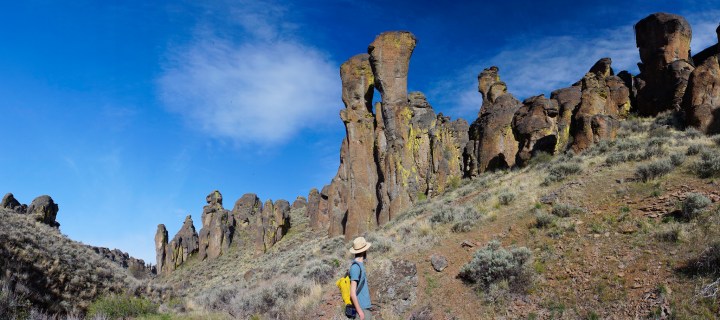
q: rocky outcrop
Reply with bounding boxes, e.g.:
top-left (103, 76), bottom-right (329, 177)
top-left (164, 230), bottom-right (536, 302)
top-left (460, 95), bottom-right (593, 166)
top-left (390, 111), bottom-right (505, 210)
top-left (466, 67), bottom-right (522, 175)
top-left (685, 55), bottom-right (720, 134)
top-left (291, 196), bottom-right (307, 211)
top-left (372, 259), bottom-right (418, 315)
top-left (27, 195), bottom-right (59, 228)
top-left (693, 25), bottom-right (720, 67)
top-left (571, 58), bottom-right (631, 152)
top-left (91, 246), bottom-right (154, 278)
top-left (635, 13), bottom-right (694, 116)
top-left (513, 95), bottom-right (560, 166)
top-left (550, 85), bottom-right (582, 151)
top-left (160, 215), bottom-right (199, 274)
top-left (338, 53), bottom-right (378, 237)
top-left (1, 193), bottom-right (27, 214)
top-left (155, 224), bottom-right (168, 274)
top-left (198, 190), bottom-right (234, 261)
top-left (370, 31), bottom-right (418, 225)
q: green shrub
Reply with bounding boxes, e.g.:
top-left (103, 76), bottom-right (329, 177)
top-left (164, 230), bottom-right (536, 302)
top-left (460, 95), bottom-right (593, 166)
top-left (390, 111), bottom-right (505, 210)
top-left (712, 134), bottom-right (720, 147)
top-left (303, 260), bottom-right (335, 284)
top-left (693, 150), bottom-right (720, 178)
top-left (534, 211), bottom-right (556, 228)
top-left (87, 295), bottom-right (158, 319)
top-left (682, 193), bottom-right (711, 220)
top-left (615, 139), bottom-right (643, 151)
top-left (685, 242), bottom-right (720, 275)
top-left (458, 241), bottom-right (533, 293)
top-left (670, 153), bottom-right (686, 166)
top-left (686, 144), bottom-right (705, 156)
top-left (684, 127), bottom-right (703, 139)
top-left (636, 159), bottom-right (674, 182)
top-left (642, 138), bottom-right (670, 159)
top-left (498, 192), bottom-right (516, 206)
top-left (544, 162), bottom-right (582, 184)
top-left (648, 127), bottom-right (672, 138)
top-left (364, 234), bottom-right (391, 254)
top-left (605, 152), bottom-right (629, 165)
top-left (452, 220), bottom-right (475, 233)
top-left (655, 223), bottom-right (684, 242)
top-left (551, 203), bottom-right (586, 217)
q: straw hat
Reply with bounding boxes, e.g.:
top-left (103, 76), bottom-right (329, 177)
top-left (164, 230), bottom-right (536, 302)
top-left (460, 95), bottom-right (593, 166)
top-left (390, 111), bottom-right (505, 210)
top-left (349, 237), bottom-right (372, 254)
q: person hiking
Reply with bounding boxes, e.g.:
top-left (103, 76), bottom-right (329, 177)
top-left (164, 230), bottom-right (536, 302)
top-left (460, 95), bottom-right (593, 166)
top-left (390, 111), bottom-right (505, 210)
top-left (348, 236), bottom-right (372, 319)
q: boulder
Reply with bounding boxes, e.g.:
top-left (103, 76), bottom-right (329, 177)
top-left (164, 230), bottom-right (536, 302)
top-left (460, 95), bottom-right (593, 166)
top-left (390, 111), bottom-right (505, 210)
top-left (371, 259), bottom-right (418, 315)
top-left (685, 55), bottom-right (720, 134)
top-left (513, 95), bottom-right (560, 166)
top-left (635, 13), bottom-right (694, 115)
top-left (1, 193), bottom-right (26, 214)
top-left (27, 195), bottom-right (59, 228)
top-left (163, 215), bottom-right (199, 274)
top-left (198, 190), bottom-right (235, 260)
top-left (466, 66), bottom-right (522, 175)
top-left (430, 254), bottom-right (448, 272)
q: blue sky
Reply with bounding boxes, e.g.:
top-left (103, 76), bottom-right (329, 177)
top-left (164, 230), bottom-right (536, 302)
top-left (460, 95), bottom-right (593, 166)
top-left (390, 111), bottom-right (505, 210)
top-left (1, 0), bottom-right (718, 263)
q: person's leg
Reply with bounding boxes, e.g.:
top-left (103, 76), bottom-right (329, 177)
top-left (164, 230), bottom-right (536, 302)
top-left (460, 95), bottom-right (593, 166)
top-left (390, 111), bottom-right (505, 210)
top-left (363, 309), bottom-right (372, 320)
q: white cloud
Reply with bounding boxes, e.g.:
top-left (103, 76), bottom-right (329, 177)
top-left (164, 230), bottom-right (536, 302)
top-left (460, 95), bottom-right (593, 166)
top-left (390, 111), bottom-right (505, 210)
top-left (158, 3), bottom-right (340, 147)
top-left (440, 11), bottom-right (720, 120)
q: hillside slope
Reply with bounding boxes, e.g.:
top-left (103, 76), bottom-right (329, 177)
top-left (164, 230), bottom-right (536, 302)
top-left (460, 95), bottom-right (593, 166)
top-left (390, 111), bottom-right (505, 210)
top-left (0, 208), bottom-right (162, 317)
top-left (152, 117), bottom-right (720, 319)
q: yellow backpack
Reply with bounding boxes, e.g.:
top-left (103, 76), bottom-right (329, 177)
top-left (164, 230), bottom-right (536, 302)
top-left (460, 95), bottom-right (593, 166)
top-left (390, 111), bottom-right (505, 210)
top-left (336, 261), bottom-right (364, 306)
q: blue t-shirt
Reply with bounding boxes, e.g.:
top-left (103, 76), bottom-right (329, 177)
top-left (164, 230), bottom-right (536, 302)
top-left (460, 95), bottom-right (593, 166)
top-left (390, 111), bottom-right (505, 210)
top-left (349, 260), bottom-right (371, 309)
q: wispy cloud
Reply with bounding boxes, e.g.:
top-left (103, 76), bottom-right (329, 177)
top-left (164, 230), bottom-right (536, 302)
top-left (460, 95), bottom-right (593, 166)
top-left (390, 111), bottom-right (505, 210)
top-left (158, 2), bottom-right (340, 147)
top-left (437, 11), bottom-right (720, 120)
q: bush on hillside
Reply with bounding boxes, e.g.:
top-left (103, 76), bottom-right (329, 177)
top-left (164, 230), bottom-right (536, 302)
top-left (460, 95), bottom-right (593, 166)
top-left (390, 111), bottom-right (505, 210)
top-left (693, 150), bottom-right (720, 178)
top-left (303, 260), bottom-right (335, 284)
top-left (551, 203), bottom-right (586, 217)
top-left (458, 241), bottom-right (533, 293)
top-left (534, 211), bottom-right (556, 228)
top-left (87, 295), bottom-right (158, 319)
top-left (642, 138), bottom-right (670, 159)
top-left (670, 153), bottom-right (686, 166)
top-left (684, 127), bottom-right (703, 139)
top-left (686, 144), bottom-right (705, 156)
top-left (682, 193), bottom-right (712, 220)
top-left (498, 192), bottom-right (516, 206)
top-left (544, 162), bottom-right (582, 185)
top-left (684, 242), bottom-right (720, 276)
top-left (636, 159), bottom-right (674, 182)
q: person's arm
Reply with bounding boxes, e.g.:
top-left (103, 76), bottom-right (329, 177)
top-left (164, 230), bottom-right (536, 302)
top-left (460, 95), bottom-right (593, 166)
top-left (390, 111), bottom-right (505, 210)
top-left (350, 280), bottom-right (365, 320)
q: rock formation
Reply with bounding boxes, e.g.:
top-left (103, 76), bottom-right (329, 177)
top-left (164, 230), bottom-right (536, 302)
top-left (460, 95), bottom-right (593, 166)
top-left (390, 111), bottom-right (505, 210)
top-left (635, 13), bottom-right (694, 116)
top-left (198, 190), bottom-right (234, 261)
top-left (466, 67), bottom-right (522, 175)
top-left (158, 215), bottom-right (199, 274)
top-left (692, 25), bottom-right (720, 67)
top-left (91, 246), bottom-right (154, 277)
top-left (550, 85), bottom-right (582, 151)
top-left (1, 193), bottom-right (27, 214)
top-left (369, 31), bottom-right (418, 225)
top-left (571, 58), bottom-right (631, 152)
top-left (337, 53), bottom-right (378, 237)
top-left (27, 195), bottom-right (60, 228)
top-left (513, 95), bottom-right (560, 166)
top-left (685, 55), bottom-right (720, 134)
top-left (155, 224), bottom-right (168, 274)
top-left (291, 196), bottom-right (307, 211)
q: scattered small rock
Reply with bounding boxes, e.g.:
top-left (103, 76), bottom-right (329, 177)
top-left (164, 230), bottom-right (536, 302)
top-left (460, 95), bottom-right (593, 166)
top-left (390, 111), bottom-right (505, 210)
top-left (430, 254), bottom-right (448, 272)
top-left (461, 240), bottom-right (476, 248)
